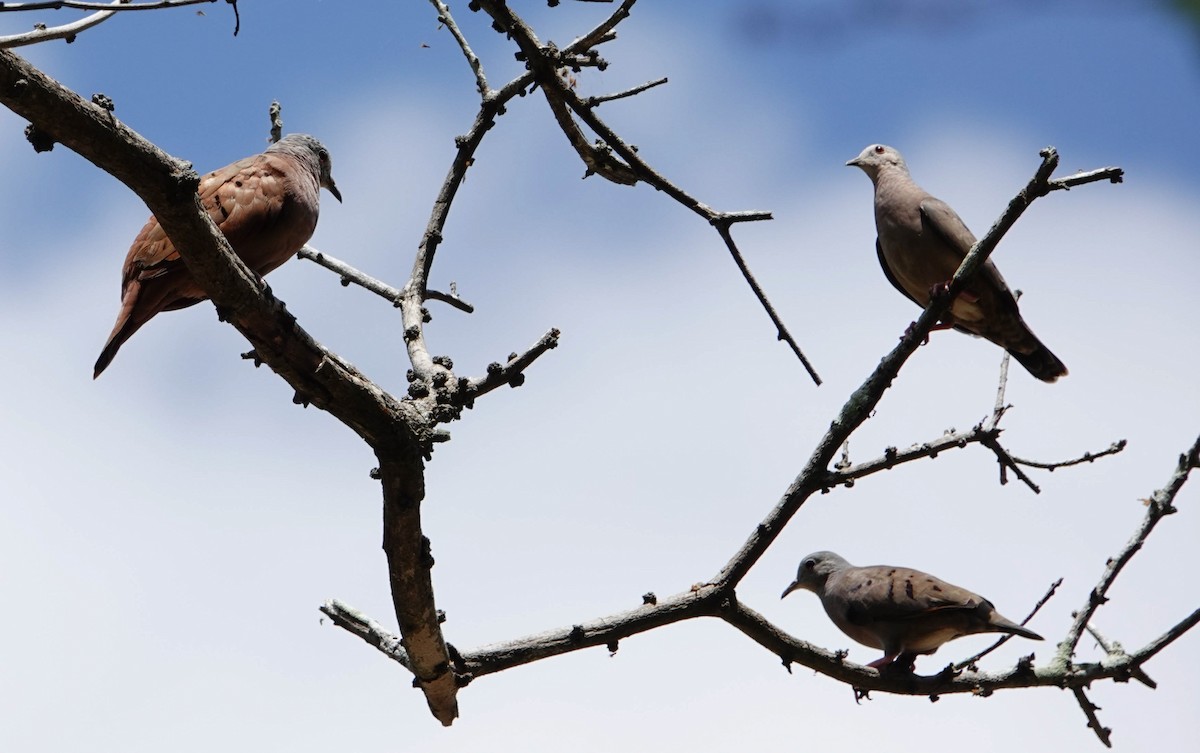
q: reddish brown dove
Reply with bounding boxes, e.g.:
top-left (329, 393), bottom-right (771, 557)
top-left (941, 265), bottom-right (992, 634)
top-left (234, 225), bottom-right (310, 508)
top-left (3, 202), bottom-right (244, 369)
top-left (846, 144), bottom-right (1067, 382)
top-left (781, 551), bottom-right (1043, 670)
top-left (93, 134), bottom-right (341, 378)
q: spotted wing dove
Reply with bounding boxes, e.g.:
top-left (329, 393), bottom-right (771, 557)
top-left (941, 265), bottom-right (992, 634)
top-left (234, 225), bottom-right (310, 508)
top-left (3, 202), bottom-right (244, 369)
top-left (846, 144), bottom-right (1067, 382)
top-left (781, 550), bottom-right (1043, 670)
top-left (93, 133), bottom-right (341, 378)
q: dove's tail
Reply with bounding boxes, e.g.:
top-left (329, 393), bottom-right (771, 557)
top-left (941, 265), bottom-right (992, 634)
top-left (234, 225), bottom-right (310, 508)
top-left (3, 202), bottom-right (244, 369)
top-left (1003, 623), bottom-right (1044, 641)
top-left (1009, 339), bottom-right (1068, 383)
top-left (990, 613), bottom-right (1044, 641)
top-left (1004, 315), bottom-right (1068, 383)
top-left (94, 313), bottom-right (138, 379)
top-left (94, 283), bottom-right (147, 379)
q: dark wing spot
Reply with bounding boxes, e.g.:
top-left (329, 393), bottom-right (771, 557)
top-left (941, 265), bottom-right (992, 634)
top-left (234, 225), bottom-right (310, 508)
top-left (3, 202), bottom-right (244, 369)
top-left (904, 578), bottom-right (915, 600)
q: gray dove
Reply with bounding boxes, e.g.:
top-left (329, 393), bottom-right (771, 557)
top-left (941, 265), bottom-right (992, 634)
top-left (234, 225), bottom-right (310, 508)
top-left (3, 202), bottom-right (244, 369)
top-left (847, 144), bottom-right (1067, 382)
top-left (781, 551), bottom-right (1043, 670)
top-left (94, 134), bottom-right (341, 378)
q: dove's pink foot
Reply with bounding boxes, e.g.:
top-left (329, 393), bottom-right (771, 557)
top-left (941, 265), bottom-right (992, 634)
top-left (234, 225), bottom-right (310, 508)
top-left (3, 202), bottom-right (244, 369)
top-left (867, 653), bottom-right (898, 670)
top-left (928, 281), bottom-right (980, 304)
top-left (868, 651), bottom-right (918, 672)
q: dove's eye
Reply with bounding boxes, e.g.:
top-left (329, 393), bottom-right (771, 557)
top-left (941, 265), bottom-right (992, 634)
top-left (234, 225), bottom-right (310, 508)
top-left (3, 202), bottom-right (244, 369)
top-left (874, 145), bottom-right (886, 155)
top-left (803, 558), bottom-right (817, 570)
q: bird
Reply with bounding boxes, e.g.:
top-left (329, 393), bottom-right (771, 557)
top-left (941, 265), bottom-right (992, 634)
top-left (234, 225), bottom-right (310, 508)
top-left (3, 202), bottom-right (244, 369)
top-left (781, 550), bottom-right (1043, 670)
top-left (93, 133), bottom-right (341, 378)
top-left (846, 143), bottom-right (1067, 382)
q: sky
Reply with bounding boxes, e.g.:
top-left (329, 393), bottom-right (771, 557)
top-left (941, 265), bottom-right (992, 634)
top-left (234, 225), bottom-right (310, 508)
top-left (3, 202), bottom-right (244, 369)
top-left (1, 1), bottom-right (1198, 751)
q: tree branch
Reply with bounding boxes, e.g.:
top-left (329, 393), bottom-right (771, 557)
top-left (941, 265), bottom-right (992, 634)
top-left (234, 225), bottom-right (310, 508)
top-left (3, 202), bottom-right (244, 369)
top-left (324, 142), bottom-right (1136, 724)
top-left (0, 0), bottom-right (232, 49)
top-left (297, 245), bottom-right (474, 314)
top-left (0, 46), bottom-right (465, 725)
top-left (1056, 433), bottom-right (1200, 663)
top-left (475, 0), bottom-right (822, 384)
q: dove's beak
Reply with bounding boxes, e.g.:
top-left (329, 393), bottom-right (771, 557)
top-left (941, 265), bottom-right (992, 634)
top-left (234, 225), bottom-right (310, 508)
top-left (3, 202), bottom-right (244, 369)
top-left (781, 580), bottom-right (802, 599)
top-left (326, 179), bottom-right (343, 203)
top-left (845, 157), bottom-right (862, 168)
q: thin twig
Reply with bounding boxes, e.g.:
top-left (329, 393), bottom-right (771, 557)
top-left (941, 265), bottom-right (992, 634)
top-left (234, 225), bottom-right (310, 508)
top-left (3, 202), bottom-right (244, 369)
top-left (956, 578), bottom-right (1062, 670)
top-left (430, 0), bottom-right (489, 95)
top-left (1085, 624), bottom-right (1156, 688)
top-left (425, 288), bottom-right (475, 314)
top-left (1046, 167), bottom-right (1124, 193)
top-left (1011, 440), bottom-right (1128, 471)
top-left (463, 329), bottom-right (561, 401)
top-left (587, 76), bottom-right (668, 106)
top-left (823, 427), bottom-right (994, 487)
top-left (980, 434), bottom-right (1041, 493)
top-left (1133, 606), bottom-right (1200, 665)
top-left (297, 245), bottom-right (474, 314)
top-left (1072, 687), bottom-right (1113, 748)
top-left (712, 219), bottom-right (821, 384)
top-left (0, 0), bottom-right (234, 48)
top-left (320, 599), bottom-right (413, 671)
top-left (478, 0), bottom-right (822, 383)
top-left (0, 0), bottom-right (120, 48)
top-left (991, 351), bottom-right (1011, 420)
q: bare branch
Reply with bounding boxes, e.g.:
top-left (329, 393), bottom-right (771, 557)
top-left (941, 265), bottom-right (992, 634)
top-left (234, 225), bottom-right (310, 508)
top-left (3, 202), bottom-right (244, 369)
top-left (0, 0), bottom-right (120, 48)
top-left (1085, 624), bottom-right (1156, 689)
top-left (0, 0), bottom-right (233, 48)
top-left (567, 0), bottom-right (634, 52)
top-left (1011, 440), bottom-right (1128, 471)
top-left (425, 287), bottom-right (475, 314)
top-left (979, 433), bottom-right (1041, 493)
top-left (268, 100), bottom-right (282, 143)
top-left (476, 0), bottom-right (822, 383)
top-left (321, 599), bottom-right (412, 672)
top-left (991, 351), bottom-right (1012, 419)
top-left (1134, 607), bottom-right (1200, 666)
top-left (712, 218), bottom-right (821, 384)
top-left (325, 586), bottom-right (724, 681)
top-left (463, 329), bottom-right (561, 401)
top-left (322, 145), bottom-right (1132, 712)
top-left (1056, 433), bottom-right (1200, 662)
top-left (824, 426), bottom-right (997, 487)
top-left (429, 0), bottom-right (489, 96)
top-left (586, 76), bottom-right (667, 107)
top-left (1072, 687), bottom-right (1113, 748)
top-left (1045, 166), bottom-right (1124, 194)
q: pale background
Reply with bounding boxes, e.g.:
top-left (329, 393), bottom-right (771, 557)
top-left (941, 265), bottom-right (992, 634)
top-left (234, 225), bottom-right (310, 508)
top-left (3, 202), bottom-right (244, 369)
top-left (2, 1), bottom-right (1198, 750)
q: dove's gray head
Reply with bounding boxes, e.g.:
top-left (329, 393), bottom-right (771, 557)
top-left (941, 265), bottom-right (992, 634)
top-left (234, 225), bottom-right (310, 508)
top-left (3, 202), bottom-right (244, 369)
top-left (845, 144), bottom-right (907, 180)
top-left (268, 133), bottom-right (342, 203)
top-left (781, 551), bottom-right (852, 599)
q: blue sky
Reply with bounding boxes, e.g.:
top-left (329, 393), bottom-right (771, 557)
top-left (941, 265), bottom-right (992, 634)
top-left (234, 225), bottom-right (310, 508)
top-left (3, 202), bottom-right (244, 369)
top-left (2, 2), bottom-right (1198, 751)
